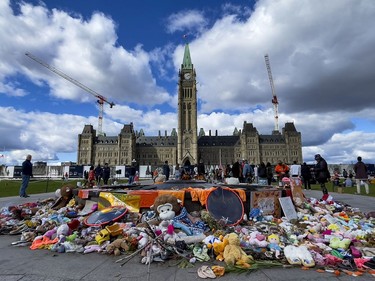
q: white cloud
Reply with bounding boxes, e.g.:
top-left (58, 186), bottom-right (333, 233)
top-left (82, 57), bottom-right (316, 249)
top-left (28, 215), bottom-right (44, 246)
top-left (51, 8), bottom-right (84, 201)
top-left (1, 0), bottom-right (375, 165)
top-left (165, 10), bottom-right (208, 34)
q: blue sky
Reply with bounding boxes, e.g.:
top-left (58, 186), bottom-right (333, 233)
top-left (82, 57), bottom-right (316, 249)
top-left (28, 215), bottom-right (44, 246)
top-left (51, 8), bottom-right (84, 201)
top-left (1, 0), bottom-right (375, 166)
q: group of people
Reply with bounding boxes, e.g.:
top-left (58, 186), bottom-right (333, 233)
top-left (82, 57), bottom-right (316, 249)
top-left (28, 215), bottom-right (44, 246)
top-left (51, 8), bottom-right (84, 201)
top-left (18, 153), bottom-right (372, 197)
top-left (84, 163), bottom-right (111, 187)
top-left (274, 155), bottom-right (371, 196)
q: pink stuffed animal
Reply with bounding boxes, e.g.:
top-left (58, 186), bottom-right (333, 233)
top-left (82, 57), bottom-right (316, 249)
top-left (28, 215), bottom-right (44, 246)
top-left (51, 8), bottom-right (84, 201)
top-left (249, 231), bottom-right (268, 248)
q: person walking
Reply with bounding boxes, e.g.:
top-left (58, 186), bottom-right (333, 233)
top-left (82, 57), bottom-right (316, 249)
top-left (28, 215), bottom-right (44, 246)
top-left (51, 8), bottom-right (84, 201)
top-left (102, 163), bottom-right (111, 185)
top-left (301, 162), bottom-right (312, 189)
top-left (163, 160), bottom-right (170, 181)
top-left (354, 156), bottom-right (369, 195)
top-left (314, 154), bottom-right (330, 197)
top-left (19, 154), bottom-right (33, 197)
top-left (94, 164), bottom-right (102, 185)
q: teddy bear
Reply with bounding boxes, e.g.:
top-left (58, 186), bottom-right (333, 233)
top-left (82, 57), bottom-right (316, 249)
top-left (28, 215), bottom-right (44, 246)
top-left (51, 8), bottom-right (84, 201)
top-left (106, 238), bottom-right (129, 256)
top-left (223, 233), bottom-right (253, 268)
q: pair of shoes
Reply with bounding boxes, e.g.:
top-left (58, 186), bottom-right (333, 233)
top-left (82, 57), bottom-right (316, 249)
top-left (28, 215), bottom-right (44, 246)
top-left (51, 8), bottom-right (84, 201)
top-left (197, 265), bottom-right (216, 279)
top-left (284, 245), bottom-right (315, 267)
top-left (20, 195), bottom-right (30, 198)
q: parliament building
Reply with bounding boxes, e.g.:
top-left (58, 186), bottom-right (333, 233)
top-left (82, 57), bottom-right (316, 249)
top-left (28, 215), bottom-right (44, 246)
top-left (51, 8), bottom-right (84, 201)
top-left (77, 44), bottom-right (302, 168)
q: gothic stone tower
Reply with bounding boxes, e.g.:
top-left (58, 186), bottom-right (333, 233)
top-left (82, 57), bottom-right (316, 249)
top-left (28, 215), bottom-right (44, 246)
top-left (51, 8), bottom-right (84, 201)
top-left (177, 44), bottom-right (198, 166)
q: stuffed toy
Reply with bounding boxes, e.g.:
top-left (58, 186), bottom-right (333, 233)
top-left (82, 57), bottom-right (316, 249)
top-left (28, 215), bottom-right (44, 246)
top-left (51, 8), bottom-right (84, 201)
top-left (52, 185), bottom-right (74, 210)
top-left (151, 194), bottom-right (205, 236)
top-left (106, 238), bottom-right (129, 256)
top-left (249, 208), bottom-right (263, 222)
top-left (204, 235), bottom-right (228, 261)
top-left (267, 234), bottom-right (281, 258)
top-left (329, 237), bottom-right (351, 250)
top-left (106, 235), bottom-right (139, 256)
top-left (248, 231), bottom-right (268, 248)
top-left (141, 244), bottom-right (163, 264)
top-left (223, 233), bottom-right (253, 267)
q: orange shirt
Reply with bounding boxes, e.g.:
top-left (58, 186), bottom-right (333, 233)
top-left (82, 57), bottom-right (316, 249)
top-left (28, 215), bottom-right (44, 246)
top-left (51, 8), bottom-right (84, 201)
top-left (275, 164), bottom-right (289, 176)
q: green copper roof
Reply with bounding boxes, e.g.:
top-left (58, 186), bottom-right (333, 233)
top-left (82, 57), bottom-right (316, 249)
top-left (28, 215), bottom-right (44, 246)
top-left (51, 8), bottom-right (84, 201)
top-left (182, 44), bottom-right (192, 69)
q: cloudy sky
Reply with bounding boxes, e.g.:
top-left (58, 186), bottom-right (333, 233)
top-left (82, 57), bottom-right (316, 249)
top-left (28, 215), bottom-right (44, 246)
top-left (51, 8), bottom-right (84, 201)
top-left (1, 0), bottom-right (375, 166)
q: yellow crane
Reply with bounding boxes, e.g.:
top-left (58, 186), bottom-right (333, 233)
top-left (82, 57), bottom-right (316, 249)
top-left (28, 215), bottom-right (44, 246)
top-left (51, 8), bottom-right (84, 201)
top-left (264, 54), bottom-right (279, 133)
top-left (25, 52), bottom-right (114, 136)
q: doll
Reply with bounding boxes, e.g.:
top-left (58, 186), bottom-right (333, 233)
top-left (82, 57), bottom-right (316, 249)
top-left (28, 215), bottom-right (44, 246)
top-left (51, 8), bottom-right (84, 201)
top-left (267, 233), bottom-right (281, 258)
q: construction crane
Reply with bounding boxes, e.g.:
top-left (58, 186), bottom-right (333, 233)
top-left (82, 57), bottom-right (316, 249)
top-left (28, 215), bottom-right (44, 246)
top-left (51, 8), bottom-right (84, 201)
top-left (25, 52), bottom-right (114, 136)
top-left (264, 54), bottom-right (279, 132)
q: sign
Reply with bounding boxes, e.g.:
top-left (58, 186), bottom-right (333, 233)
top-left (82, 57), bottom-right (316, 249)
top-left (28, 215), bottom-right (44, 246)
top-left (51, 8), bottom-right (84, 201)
top-left (279, 197), bottom-right (297, 221)
top-left (290, 177), bottom-right (305, 206)
top-left (69, 165), bottom-right (84, 178)
top-left (250, 190), bottom-right (281, 217)
top-left (13, 166), bottom-right (22, 178)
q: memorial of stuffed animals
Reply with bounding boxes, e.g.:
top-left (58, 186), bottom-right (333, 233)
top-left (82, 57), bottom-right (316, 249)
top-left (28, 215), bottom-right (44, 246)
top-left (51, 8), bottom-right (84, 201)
top-left (1, 179), bottom-right (375, 279)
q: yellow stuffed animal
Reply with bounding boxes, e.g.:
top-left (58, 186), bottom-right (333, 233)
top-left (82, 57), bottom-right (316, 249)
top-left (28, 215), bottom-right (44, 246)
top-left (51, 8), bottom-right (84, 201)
top-left (223, 233), bottom-right (253, 267)
top-left (211, 235), bottom-right (228, 261)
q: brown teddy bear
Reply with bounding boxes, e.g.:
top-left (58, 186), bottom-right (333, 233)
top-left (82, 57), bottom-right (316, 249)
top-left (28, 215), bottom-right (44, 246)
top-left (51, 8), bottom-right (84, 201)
top-left (223, 233), bottom-right (253, 268)
top-left (106, 236), bottom-right (138, 256)
top-left (106, 238), bottom-right (128, 256)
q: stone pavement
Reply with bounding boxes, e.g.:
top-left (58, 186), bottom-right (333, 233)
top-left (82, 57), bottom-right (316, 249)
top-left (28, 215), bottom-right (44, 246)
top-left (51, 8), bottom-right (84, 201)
top-left (0, 188), bottom-right (374, 280)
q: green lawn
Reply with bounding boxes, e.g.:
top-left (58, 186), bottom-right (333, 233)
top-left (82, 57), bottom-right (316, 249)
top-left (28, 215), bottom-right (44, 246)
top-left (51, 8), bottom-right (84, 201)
top-left (0, 178), bottom-right (128, 198)
top-left (309, 181), bottom-right (375, 197)
top-left (0, 179), bottom-right (374, 198)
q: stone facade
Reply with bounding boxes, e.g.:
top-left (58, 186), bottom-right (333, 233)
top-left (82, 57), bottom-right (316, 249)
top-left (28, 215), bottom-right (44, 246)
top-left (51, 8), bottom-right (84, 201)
top-left (77, 44), bottom-right (302, 167)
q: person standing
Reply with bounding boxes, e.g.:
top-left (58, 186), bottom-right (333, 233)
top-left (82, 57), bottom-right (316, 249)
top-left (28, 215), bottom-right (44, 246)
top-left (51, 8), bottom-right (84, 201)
top-left (19, 154), bottom-right (33, 197)
top-left (102, 163), bottom-right (111, 185)
top-left (174, 164), bottom-right (181, 180)
top-left (301, 162), bottom-right (312, 189)
top-left (290, 160), bottom-right (301, 178)
top-left (129, 159), bottom-right (137, 184)
top-left (257, 162), bottom-right (267, 185)
top-left (275, 161), bottom-right (289, 183)
top-left (163, 160), bottom-right (170, 181)
top-left (314, 154), bottom-right (330, 197)
top-left (354, 156), bottom-right (369, 195)
top-left (266, 162), bottom-right (273, 185)
top-left (94, 164), bottom-right (102, 185)
top-left (198, 160), bottom-right (205, 175)
top-left (342, 169), bottom-right (348, 179)
top-left (88, 165), bottom-right (96, 187)
top-left (242, 160), bottom-right (254, 183)
top-left (231, 160), bottom-right (240, 178)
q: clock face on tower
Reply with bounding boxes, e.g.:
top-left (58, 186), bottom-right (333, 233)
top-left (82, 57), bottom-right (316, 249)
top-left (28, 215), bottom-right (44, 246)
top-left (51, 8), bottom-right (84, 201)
top-left (184, 73), bottom-right (191, 80)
